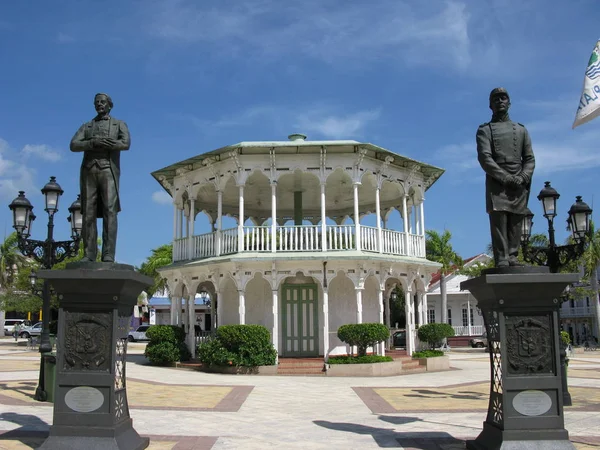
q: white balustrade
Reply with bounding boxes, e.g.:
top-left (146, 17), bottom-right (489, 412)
top-left (176, 226), bottom-right (427, 260)
top-left (221, 228), bottom-right (238, 255)
top-left (409, 234), bottom-right (425, 257)
top-left (381, 229), bottom-right (405, 255)
top-left (360, 226), bottom-right (378, 252)
top-left (243, 226), bottom-right (271, 252)
top-left (560, 306), bottom-right (594, 318)
top-left (452, 325), bottom-right (484, 336)
top-left (326, 225), bottom-right (354, 251)
top-left (192, 232), bottom-right (215, 259)
top-left (279, 225), bottom-right (319, 251)
top-left (173, 238), bottom-right (188, 261)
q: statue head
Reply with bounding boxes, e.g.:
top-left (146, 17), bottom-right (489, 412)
top-left (489, 87), bottom-right (510, 116)
top-left (94, 93), bottom-right (113, 117)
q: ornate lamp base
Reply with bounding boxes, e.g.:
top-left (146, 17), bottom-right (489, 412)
top-left (38, 262), bottom-right (152, 450)
top-left (461, 267), bottom-right (577, 450)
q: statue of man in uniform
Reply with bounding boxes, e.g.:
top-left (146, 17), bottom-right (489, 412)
top-left (477, 87), bottom-right (535, 268)
top-left (70, 93), bottom-right (130, 262)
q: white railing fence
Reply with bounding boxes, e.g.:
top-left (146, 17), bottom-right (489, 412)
top-left (193, 232), bottom-right (215, 259)
top-left (381, 229), bottom-right (405, 255)
top-left (360, 226), bottom-right (378, 252)
top-left (327, 225), bottom-right (354, 251)
top-left (220, 228), bottom-right (238, 255)
top-left (243, 225), bottom-right (271, 252)
top-left (279, 225), bottom-right (320, 251)
top-left (173, 238), bottom-right (188, 261)
top-left (452, 325), bottom-right (484, 336)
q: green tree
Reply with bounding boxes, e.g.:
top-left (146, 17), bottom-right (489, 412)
top-left (580, 221), bottom-right (600, 340)
top-left (139, 244), bottom-right (173, 298)
top-left (425, 229), bottom-right (463, 325)
top-left (0, 233), bottom-right (27, 291)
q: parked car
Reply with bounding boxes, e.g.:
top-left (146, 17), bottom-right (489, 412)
top-left (128, 325), bottom-right (151, 342)
top-left (19, 322), bottom-right (43, 339)
top-left (3, 319), bottom-right (26, 336)
top-left (393, 329), bottom-right (406, 348)
top-left (470, 332), bottom-right (488, 348)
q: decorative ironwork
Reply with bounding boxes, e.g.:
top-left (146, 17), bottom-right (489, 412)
top-left (505, 315), bottom-right (554, 375)
top-left (115, 338), bottom-right (127, 391)
top-left (115, 390), bottom-right (127, 421)
top-left (64, 312), bottom-right (111, 371)
top-left (483, 308), bottom-right (503, 426)
top-left (17, 238), bottom-right (80, 268)
top-left (522, 241), bottom-right (585, 272)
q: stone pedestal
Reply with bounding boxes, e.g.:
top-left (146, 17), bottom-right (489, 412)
top-left (38, 262), bottom-right (152, 450)
top-left (461, 267), bottom-right (578, 450)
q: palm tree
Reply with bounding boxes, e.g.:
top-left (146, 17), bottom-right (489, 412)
top-left (139, 244), bottom-right (173, 299)
top-left (0, 232), bottom-right (27, 291)
top-left (426, 229), bottom-right (463, 324)
top-left (581, 221), bottom-right (600, 341)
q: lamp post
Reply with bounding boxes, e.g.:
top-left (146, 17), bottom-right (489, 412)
top-left (8, 177), bottom-right (82, 401)
top-left (520, 181), bottom-right (593, 407)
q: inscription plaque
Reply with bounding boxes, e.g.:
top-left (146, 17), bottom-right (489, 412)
top-left (64, 386), bottom-right (104, 413)
top-left (512, 390), bottom-right (552, 416)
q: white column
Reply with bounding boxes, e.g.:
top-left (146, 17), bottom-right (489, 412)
top-left (356, 288), bottom-right (363, 323)
top-left (188, 198), bottom-right (195, 259)
top-left (216, 190), bottom-right (223, 256)
top-left (169, 295), bottom-right (176, 325)
top-left (423, 293), bottom-right (429, 324)
top-left (271, 183), bottom-right (277, 252)
top-left (272, 289), bottom-right (279, 359)
top-left (385, 291), bottom-right (391, 329)
top-left (378, 288), bottom-right (385, 356)
top-left (210, 294), bottom-right (216, 330)
top-left (320, 183), bottom-right (327, 251)
top-left (179, 209), bottom-right (184, 240)
top-left (417, 292), bottom-right (423, 326)
top-left (376, 186), bottom-right (382, 253)
top-left (467, 296), bottom-right (472, 335)
top-left (176, 297), bottom-right (182, 325)
top-left (238, 185), bottom-right (245, 253)
top-left (238, 290), bottom-right (245, 324)
top-left (402, 195), bottom-right (409, 254)
top-left (216, 293), bottom-right (223, 328)
top-left (188, 295), bottom-right (196, 358)
top-left (405, 289), bottom-right (415, 354)
top-left (182, 297), bottom-right (188, 332)
top-left (323, 288), bottom-right (330, 362)
top-left (420, 200), bottom-right (425, 235)
top-left (353, 182), bottom-right (361, 251)
top-left (173, 204), bottom-right (178, 240)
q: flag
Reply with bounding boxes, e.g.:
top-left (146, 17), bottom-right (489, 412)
top-left (573, 39), bottom-right (600, 129)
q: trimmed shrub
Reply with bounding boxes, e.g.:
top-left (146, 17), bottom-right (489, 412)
top-left (197, 325), bottom-right (277, 368)
top-left (144, 325), bottom-right (190, 365)
top-left (412, 349), bottom-right (444, 358)
top-left (417, 323), bottom-right (455, 349)
top-left (328, 355), bottom-right (393, 364)
top-left (560, 331), bottom-right (571, 346)
top-left (337, 323), bottom-right (390, 357)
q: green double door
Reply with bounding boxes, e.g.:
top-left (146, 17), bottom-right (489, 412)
top-left (281, 284), bottom-right (319, 357)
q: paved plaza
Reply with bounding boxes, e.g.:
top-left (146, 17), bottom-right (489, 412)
top-left (0, 339), bottom-right (599, 449)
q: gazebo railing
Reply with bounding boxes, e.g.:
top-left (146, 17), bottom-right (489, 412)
top-left (174, 226), bottom-right (426, 261)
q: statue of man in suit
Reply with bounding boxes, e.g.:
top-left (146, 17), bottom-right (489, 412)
top-left (70, 93), bottom-right (130, 262)
top-left (477, 87), bottom-right (535, 268)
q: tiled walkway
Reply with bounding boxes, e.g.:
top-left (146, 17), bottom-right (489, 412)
top-left (0, 340), bottom-right (599, 449)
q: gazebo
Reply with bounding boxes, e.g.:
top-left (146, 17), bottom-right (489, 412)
top-left (151, 134), bottom-right (444, 359)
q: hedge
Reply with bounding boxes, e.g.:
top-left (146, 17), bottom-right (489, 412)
top-left (416, 323), bottom-right (455, 349)
top-left (197, 325), bottom-right (277, 368)
top-left (337, 323), bottom-right (389, 357)
top-left (144, 325), bottom-right (191, 366)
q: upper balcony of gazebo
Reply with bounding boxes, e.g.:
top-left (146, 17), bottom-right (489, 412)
top-left (151, 135), bottom-right (444, 263)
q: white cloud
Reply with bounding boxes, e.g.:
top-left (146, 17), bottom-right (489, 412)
top-left (152, 190), bottom-right (172, 205)
top-left (22, 144), bottom-right (62, 162)
top-left (295, 109), bottom-right (381, 139)
top-left (143, 0), bottom-right (473, 71)
top-left (57, 32), bottom-right (75, 44)
top-left (177, 103), bottom-right (381, 139)
top-left (0, 151), bottom-right (37, 202)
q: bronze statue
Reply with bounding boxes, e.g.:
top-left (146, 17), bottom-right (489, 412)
top-left (70, 93), bottom-right (130, 262)
top-left (476, 88), bottom-right (535, 267)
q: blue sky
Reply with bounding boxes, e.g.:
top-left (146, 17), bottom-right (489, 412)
top-left (0, 0), bottom-right (599, 267)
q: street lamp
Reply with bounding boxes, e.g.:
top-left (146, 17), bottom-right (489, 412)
top-left (520, 181), bottom-right (593, 407)
top-left (8, 177), bottom-right (82, 401)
